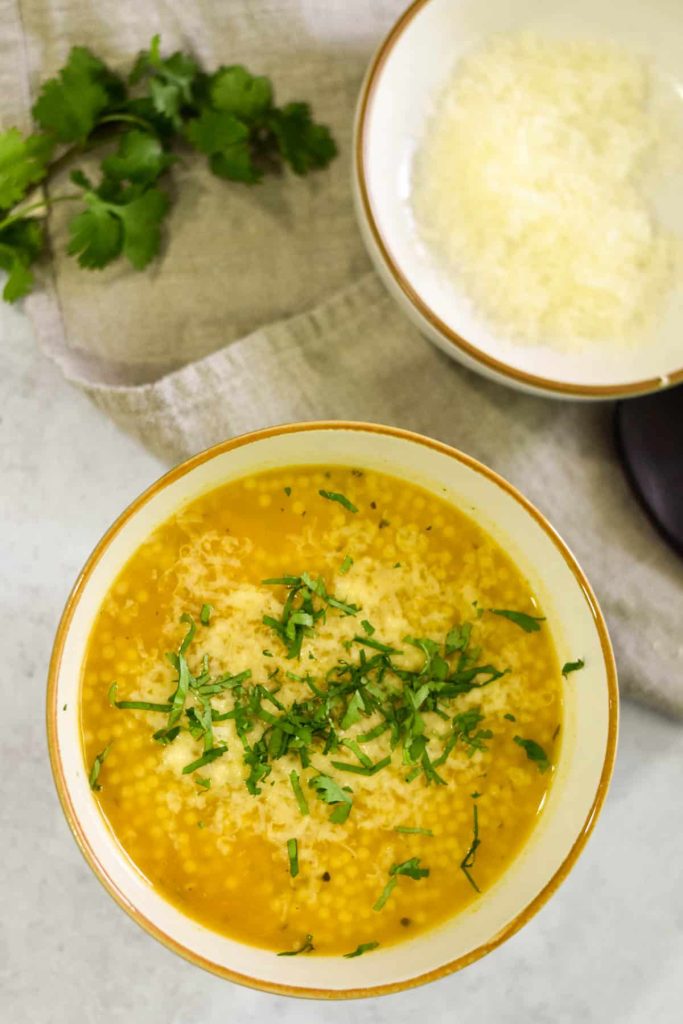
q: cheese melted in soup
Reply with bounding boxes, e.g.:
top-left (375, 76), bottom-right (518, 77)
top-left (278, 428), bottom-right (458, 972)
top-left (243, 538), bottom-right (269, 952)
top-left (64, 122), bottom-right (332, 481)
top-left (81, 466), bottom-right (562, 957)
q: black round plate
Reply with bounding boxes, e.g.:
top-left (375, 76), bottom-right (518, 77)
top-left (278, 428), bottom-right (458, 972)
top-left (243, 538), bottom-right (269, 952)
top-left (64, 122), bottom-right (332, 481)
top-left (615, 385), bottom-right (683, 557)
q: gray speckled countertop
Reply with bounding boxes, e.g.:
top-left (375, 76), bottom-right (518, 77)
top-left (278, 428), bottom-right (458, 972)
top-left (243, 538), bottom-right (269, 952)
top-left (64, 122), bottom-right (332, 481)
top-left (2, 302), bottom-right (682, 1024)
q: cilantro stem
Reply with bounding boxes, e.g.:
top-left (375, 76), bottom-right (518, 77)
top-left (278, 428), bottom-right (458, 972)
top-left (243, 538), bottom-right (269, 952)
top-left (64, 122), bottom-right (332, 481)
top-left (97, 112), bottom-right (155, 131)
top-left (0, 194), bottom-right (81, 233)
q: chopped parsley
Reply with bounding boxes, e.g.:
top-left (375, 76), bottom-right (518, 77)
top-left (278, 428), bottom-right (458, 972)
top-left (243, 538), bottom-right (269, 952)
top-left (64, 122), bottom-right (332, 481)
top-left (195, 776), bottom-right (211, 790)
top-left (88, 743), bottom-right (111, 791)
top-left (503, 712), bottom-right (516, 722)
top-left (287, 837), bottom-right (299, 877)
top-left (200, 603), bottom-right (213, 626)
top-left (343, 941), bottom-right (379, 958)
top-left (360, 619), bottom-right (375, 636)
top-left (277, 934), bottom-right (314, 957)
top-left (490, 609), bottom-right (545, 632)
top-left (514, 735), bottom-right (550, 773)
top-left (562, 658), bottom-right (585, 677)
top-left (318, 489), bottom-right (358, 513)
top-left (460, 802), bottom-right (481, 893)
top-left (284, 486), bottom-right (292, 496)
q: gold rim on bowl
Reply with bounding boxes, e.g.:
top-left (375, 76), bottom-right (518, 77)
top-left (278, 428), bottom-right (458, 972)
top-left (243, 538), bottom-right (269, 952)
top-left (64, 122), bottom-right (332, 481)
top-left (46, 420), bottom-right (619, 998)
top-left (354, 0), bottom-right (683, 400)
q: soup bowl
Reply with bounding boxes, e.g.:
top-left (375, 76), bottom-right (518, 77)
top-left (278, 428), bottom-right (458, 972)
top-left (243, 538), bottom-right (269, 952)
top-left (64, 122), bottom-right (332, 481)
top-left (47, 421), bottom-right (618, 998)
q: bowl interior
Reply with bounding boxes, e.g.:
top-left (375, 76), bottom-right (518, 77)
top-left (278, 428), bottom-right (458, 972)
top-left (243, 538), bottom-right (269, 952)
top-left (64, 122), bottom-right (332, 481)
top-left (359, 0), bottom-right (683, 394)
top-left (49, 424), bottom-right (617, 996)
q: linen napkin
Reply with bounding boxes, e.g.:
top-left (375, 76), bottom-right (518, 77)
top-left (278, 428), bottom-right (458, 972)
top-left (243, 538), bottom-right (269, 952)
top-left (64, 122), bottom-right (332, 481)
top-left (2, 0), bottom-right (682, 716)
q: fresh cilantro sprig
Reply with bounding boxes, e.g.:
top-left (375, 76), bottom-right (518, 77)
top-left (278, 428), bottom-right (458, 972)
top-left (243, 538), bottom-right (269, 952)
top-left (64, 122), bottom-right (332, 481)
top-left (0, 35), bottom-right (337, 302)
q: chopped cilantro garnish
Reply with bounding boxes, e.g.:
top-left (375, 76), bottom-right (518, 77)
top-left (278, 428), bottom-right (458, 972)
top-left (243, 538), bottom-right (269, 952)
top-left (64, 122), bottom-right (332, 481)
top-left (290, 770), bottom-right (309, 816)
top-left (287, 837), bottom-right (299, 877)
top-left (490, 609), bottom-right (545, 632)
top-left (262, 572), bottom-right (359, 659)
top-left (445, 623), bottom-right (472, 654)
top-left (374, 858), bottom-right (429, 911)
top-left (200, 603), bottom-right (213, 626)
top-left (115, 699), bottom-right (173, 712)
top-left (309, 773), bottom-right (353, 824)
top-left (331, 755), bottom-right (391, 777)
top-left (284, 486), bottom-right (292, 496)
top-left (343, 941), bottom-right (379, 958)
top-left (394, 826), bottom-right (433, 836)
top-left (88, 743), bottom-right (111, 791)
top-left (562, 658), bottom-right (585, 677)
top-left (339, 554), bottom-right (353, 575)
top-left (460, 802), bottom-right (481, 893)
top-left (352, 635), bottom-right (399, 654)
top-left (373, 877), bottom-right (396, 912)
top-left (503, 713), bottom-right (516, 722)
top-left (318, 490), bottom-right (358, 513)
top-left (277, 934), bottom-right (314, 956)
top-left (514, 735), bottom-right (550, 773)
top-left (181, 745), bottom-right (227, 774)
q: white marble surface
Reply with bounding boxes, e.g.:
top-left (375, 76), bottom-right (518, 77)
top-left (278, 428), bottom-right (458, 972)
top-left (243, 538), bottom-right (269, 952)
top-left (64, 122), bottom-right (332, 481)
top-left (1, 301), bottom-right (682, 1024)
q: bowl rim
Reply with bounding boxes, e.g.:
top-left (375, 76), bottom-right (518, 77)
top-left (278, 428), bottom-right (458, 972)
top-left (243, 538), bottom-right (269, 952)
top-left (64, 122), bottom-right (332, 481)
top-left (354, 0), bottom-right (683, 400)
top-left (46, 420), bottom-right (619, 999)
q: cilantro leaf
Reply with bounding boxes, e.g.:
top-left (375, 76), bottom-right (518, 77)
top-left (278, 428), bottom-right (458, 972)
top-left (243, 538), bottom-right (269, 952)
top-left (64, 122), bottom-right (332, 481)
top-left (309, 772), bottom-right (352, 823)
top-left (67, 182), bottom-right (169, 270)
top-left (269, 102), bottom-right (337, 176)
top-left (210, 65), bottom-right (273, 120)
top-left (318, 489), bottom-right (358, 513)
top-left (0, 129), bottom-right (53, 208)
top-left (117, 187), bottom-right (169, 268)
top-left (490, 609), bottom-right (545, 632)
top-left (390, 857), bottom-right (430, 880)
top-left (67, 195), bottom-right (122, 268)
top-left (445, 622), bottom-right (472, 654)
top-left (88, 742), bottom-right (112, 791)
top-left (343, 941), bottom-right (379, 958)
top-left (309, 773), bottom-right (352, 806)
top-left (562, 658), bottom-right (585, 677)
top-left (277, 934), bottom-right (314, 957)
top-left (514, 735), bottom-right (550, 773)
top-left (33, 47), bottom-right (124, 142)
top-left (101, 130), bottom-right (174, 185)
top-left (129, 35), bottom-right (199, 129)
top-left (185, 109), bottom-right (258, 183)
top-left (0, 219), bottom-right (44, 302)
top-left (374, 858), bottom-right (429, 911)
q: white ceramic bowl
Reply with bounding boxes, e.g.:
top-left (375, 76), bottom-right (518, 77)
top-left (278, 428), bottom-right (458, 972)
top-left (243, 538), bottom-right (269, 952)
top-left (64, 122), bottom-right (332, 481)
top-left (353, 0), bottom-right (683, 399)
top-left (47, 422), bottom-right (618, 998)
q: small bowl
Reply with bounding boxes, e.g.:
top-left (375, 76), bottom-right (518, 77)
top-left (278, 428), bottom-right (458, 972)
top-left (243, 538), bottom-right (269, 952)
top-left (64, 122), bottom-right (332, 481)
top-left (353, 0), bottom-right (683, 399)
top-left (47, 422), bottom-right (618, 998)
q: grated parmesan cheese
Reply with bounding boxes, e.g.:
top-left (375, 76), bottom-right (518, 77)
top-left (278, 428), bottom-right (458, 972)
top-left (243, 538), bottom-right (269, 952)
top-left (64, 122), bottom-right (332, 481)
top-left (412, 32), bottom-right (679, 348)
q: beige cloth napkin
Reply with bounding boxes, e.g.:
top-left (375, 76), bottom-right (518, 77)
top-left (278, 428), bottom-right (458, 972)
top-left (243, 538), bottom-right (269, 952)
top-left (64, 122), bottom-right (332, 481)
top-left (2, 0), bottom-right (682, 716)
